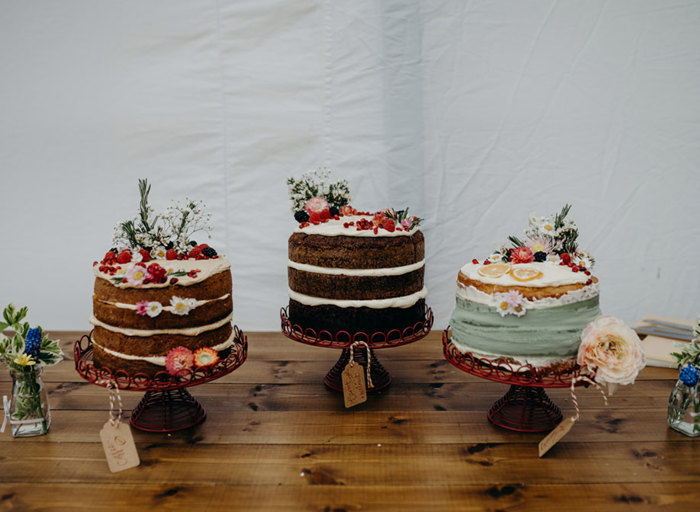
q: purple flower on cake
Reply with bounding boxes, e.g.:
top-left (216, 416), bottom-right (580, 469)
top-left (170, 296), bottom-right (197, 316)
top-left (165, 346), bottom-right (194, 376)
top-left (125, 264), bottom-right (150, 286)
top-left (135, 301), bottom-right (149, 316)
top-left (577, 316), bottom-right (646, 394)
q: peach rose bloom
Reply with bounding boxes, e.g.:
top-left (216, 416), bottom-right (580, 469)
top-left (577, 316), bottom-right (646, 393)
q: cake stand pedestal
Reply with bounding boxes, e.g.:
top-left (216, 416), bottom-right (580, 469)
top-left (442, 327), bottom-right (582, 432)
top-left (281, 306), bottom-right (433, 393)
top-left (74, 327), bottom-right (248, 433)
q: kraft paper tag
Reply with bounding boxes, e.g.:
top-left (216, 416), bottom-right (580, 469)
top-left (100, 421), bottom-right (140, 472)
top-left (538, 417), bottom-right (575, 457)
top-left (342, 363), bottom-right (367, 408)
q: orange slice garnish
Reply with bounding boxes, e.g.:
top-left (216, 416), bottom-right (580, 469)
top-left (509, 266), bottom-right (543, 282)
top-left (477, 263), bottom-right (511, 278)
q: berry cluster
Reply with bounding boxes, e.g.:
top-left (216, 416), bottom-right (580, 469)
top-left (473, 250), bottom-right (594, 285)
top-left (98, 242), bottom-right (218, 267)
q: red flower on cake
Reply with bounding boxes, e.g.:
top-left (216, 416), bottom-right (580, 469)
top-left (509, 246), bottom-right (534, 264)
top-left (165, 346), bottom-right (194, 376)
top-left (193, 347), bottom-right (220, 368)
top-left (305, 197), bottom-right (330, 222)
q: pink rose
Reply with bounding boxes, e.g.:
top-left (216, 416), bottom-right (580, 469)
top-left (509, 246), bottom-right (534, 264)
top-left (577, 316), bottom-right (646, 394)
top-left (305, 197), bottom-right (330, 222)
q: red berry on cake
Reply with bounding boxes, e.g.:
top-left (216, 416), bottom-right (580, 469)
top-left (139, 249), bottom-right (150, 262)
top-left (382, 218), bottom-right (396, 232)
top-left (509, 246), bottom-right (534, 264)
top-left (116, 250), bottom-right (132, 264)
top-left (166, 249), bottom-right (177, 260)
top-left (560, 253), bottom-right (571, 264)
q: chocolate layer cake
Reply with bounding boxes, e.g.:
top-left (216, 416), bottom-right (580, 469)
top-left (287, 215), bottom-right (427, 335)
top-left (91, 257), bottom-right (234, 376)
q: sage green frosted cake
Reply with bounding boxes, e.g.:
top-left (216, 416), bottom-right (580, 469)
top-left (450, 205), bottom-right (601, 367)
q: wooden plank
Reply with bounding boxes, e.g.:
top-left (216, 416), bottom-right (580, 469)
top-left (1, 482), bottom-right (698, 512)
top-left (0, 442), bottom-right (697, 486)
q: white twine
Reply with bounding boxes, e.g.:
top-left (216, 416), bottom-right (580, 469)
top-left (569, 375), bottom-right (608, 423)
top-left (349, 341), bottom-right (374, 389)
top-left (98, 380), bottom-right (123, 427)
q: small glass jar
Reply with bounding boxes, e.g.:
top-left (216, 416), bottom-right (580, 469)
top-left (668, 379), bottom-right (700, 437)
top-left (3, 367), bottom-right (51, 437)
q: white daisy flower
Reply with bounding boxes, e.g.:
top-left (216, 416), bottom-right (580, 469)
top-left (151, 246), bottom-right (167, 259)
top-left (146, 301), bottom-right (163, 318)
top-left (170, 296), bottom-right (198, 316)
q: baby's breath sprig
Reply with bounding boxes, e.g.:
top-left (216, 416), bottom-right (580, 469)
top-left (287, 169), bottom-right (351, 213)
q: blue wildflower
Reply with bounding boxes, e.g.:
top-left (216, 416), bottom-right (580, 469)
top-left (679, 363), bottom-right (699, 387)
top-left (25, 327), bottom-right (42, 359)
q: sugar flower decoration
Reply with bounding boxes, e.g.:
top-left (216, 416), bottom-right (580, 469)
top-left (494, 291), bottom-right (526, 317)
top-left (165, 346), bottom-right (194, 376)
top-left (125, 264), bottom-right (150, 286)
top-left (577, 316), bottom-right (646, 395)
top-left (194, 347), bottom-right (220, 368)
top-left (170, 296), bottom-right (198, 316)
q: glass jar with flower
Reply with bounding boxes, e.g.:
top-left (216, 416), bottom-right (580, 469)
top-left (0, 304), bottom-right (63, 437)
top-left (668, 317), bottom-right (700, 437)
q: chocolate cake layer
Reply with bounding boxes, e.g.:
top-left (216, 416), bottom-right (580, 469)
top-left (288, 299), bottom-right (425, 337)
top-left (94, 270), bottom-right (232, 303)
top-left (289, 231), bottom-right (424, 269)
top-left (92, 295), bottom-right (232, 330)
top-left (93, 323), bottom-right (232, 357)
top-left (288, 268), bottom-right (424, 300)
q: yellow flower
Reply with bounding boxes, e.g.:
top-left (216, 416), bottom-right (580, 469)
top-left (14, 353), bottom-right (36, 367)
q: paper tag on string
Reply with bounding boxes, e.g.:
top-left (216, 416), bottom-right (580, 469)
top-left (342, 363), bottom-right (367, 408)
top-left (100, 421), bottom-right (140, 472)
top-left (538, 417), bottom-right (575, 457)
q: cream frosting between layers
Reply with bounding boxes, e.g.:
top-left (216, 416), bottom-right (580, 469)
top-left (93, 330), bottom-right (237, 366)
top-left (89, 312), bottom-right (232, 336)
top-left (98, 294), bottom-right (231, 312)
top-left (287, 259), bottom-right (425, 276)
top-left (288, 286), bottom-right (427, 309)
top-left (94, 256), bottom-right (231, 289)
top-left (459, 261), bottom-right (589, 288)
top-left (456, 282), bottom-right (599, 309)
top-left (293, 215), bottom-right (419, 237)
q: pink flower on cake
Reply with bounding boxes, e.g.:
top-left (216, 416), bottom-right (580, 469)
top-left (494, 290), bottom-right (526, 317)
top-left (135, 301), bottom-right (149, 316)
top-left (577, 316), bottom-right (646, 394)
top-left (125, 264), bottom-right (150, 286)
top-left (525, 237), bottom-right (551, 255)
top-left (193, 347), bottom-right (220, 368)
top-left (305, 197), bottom-right (330, 222)
top-left (165, 346), bottom-right (194, 376)
top-left (509, 246), bottom-right (534, 264)
top-left (341, 205), bottom-right (357, 216)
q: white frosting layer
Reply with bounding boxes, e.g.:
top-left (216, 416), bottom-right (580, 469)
top-left (288, 259), bottom-right (425, 276)
top-left (456, 282), bottom-right (599, 309)
top-left (100, 294), bottom-right (230, 312)
top-left (94, 256), bottom-right (231, 289)
top-left (89, 312), bottom-right (232, 336)
top-left (288, 286), bottom-right (427, 309)
top-left (293, 215), bottom-right (419, 237)
top-left (459, 261), bottom-right (590, 288)
top-left (93, 330), bottom-right (237, 366)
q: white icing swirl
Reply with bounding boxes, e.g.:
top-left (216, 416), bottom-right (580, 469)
top-left (459, 261), bottom-right (590, 288)
top-left (288, 259), bottom-right (425, 276)
top-left (89, 313), bottom-right (232, 336)
top-left (288, 287), bottom-right (427, 309)
top-left (293, 215), bottom-right (419, 237)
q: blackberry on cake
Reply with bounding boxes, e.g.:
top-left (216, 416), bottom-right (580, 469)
top-left (90, 179), bottom-right (234, 377)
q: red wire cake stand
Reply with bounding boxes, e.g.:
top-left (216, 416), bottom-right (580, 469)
top-left (281, 305), bottom-right (433, 393)
top-left (74, 327), bottom-right (248, 433)
top-left (442, 327), bottom-right (583, 432)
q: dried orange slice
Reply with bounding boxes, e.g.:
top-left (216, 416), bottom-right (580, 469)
top-left (477, 263), bottom-right (511, 278)
top-left (509, 266), bottom-right (543, 282)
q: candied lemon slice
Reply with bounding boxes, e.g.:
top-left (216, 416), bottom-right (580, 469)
top-left (509, 266), bottom-right (543, 282)
top-left (477, 263), bottom-right (511, 278)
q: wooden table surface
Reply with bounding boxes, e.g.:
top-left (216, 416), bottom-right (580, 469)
top-left (0, 331), bottom-right (698, 511)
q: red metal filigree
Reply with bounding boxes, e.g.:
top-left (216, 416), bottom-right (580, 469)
top-left (281, 305), bottom-right (433, 392)
top-left (443, 327), bottom-right (583, 432)
top-left (74, 327), bottom-right (247, 432)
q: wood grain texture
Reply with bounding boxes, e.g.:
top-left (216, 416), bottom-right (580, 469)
top-left (0, 331), bottom-right (698, 512)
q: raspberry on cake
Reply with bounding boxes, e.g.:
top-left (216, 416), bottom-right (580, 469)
top-left (449, 205), bottom-right (601, 367)
top-left (286, 170), bottom-right (427, 335)
top-left (90, 179), bottom-right (235, 377)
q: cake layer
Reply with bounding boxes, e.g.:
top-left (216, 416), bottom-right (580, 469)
top-left (449, 295), bottom-right (601, 365)
top-left (92, 295), bottom-right (232, 330)
top-left (92, 321), bottom-right (233, 357)
top-left (289, 231), bottom-right (424, 269)
top-left (94, 269), bottom-right (232, 303)
top-left (288, 299), bottom-right (426, 336)
top-left (288, 267), bottom-right (424, 300)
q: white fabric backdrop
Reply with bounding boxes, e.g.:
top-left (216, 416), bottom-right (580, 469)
top-left (1, 0), bottom-right (699, 331)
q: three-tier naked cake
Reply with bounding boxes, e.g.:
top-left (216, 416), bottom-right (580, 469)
top-left (90, 180), bottom-right (234, 376)
top-left (449, 205), bottom-right (601, 367)
top-left (286, 170), bottom-right (427, 335)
